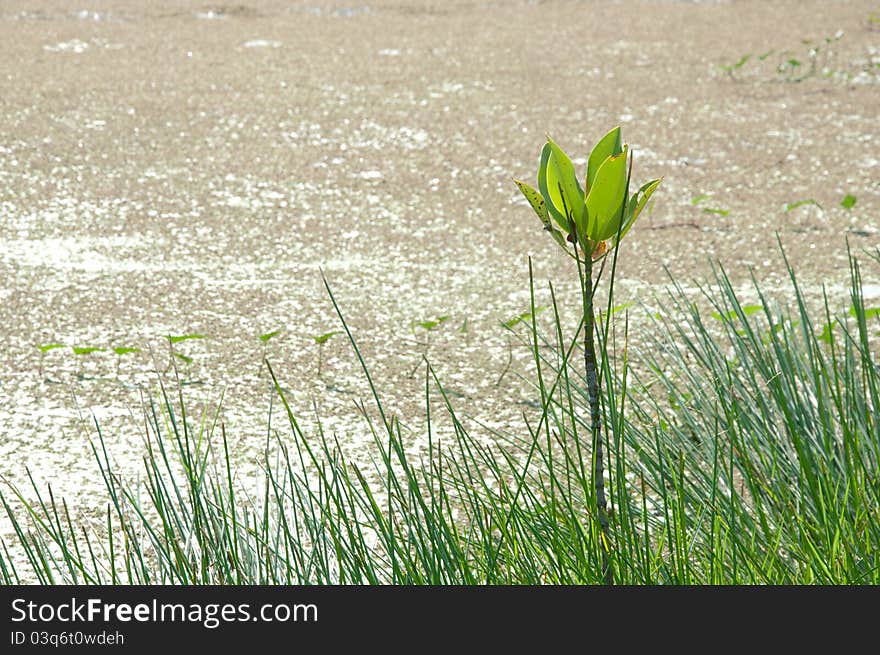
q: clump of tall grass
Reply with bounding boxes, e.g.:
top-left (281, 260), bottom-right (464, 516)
top-left (1, 245), bottom-right (876, 584)
top-left (609, 245), bottom-right (880, 583)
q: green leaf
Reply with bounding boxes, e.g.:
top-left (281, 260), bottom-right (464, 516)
top-left (758, 49), bottom-right (775, 61)
top-left (541, 138), bottom-right (585, 232)
top-left (585, 145), bottom-right (629, 241)
top-left (599, 302), bottom-right (635, 320)
top-left (765, 320), bottom-right (798, 343)
top-left (72, 347), bottom-right (104, 356)
top-left (167, 334), bottom-right (207, 344)
top-left (313, 331), bottom-right (340, 345)
top-left (459, 318), bottom-right (468, 334)
top-left (610, 302), bottom-right (634, 314)
top-left (702, 207), bottom-right (730, 216)
top-left (690, 194), bottom-right (710, 206)
top-left (785, 199), bottom-right (823, 212)
top-left (173, 352), bottom-right (193, 364)
top-left (112, 347), bottom-right (141, 356)
top-left (849, 305), bottom-right (880, 320)
top-left (710, 305), bottom-right (763, 321)
top-left (515, 177), bottom-right (575, 255)
top-left (414, 316), bottom-right (450, 332)
top-left (732, 54), bottom-right (750, 70)
top-left (817, 320), bottom-right (838, 344)
top-left (537, 143), bottom-right (566, 230)
top-left (587, 126), bottom-right (622, 193)
top-left (502, 306), bottom-right (547, 330)
top-left (787, 58), bottom-right (801, 67)
top-left (841, 194), bottom-right (857, 210)
top-left (259, 330), bottom-right (282, 343)
top-left (615, 178), bottom-right (661, 246)
top-left (513, 179), bottom-right (550, 229)
top-left (38, 343), bottom-right (65, 353)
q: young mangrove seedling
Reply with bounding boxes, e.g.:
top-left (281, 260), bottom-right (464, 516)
top-left (312, 330), bottom-right (340, 377)
top-left (71, 346), bottom-right (106, 379)
top-left (784, 198), bottom-right (823, 213)
top-left (163, 334), bottom-right (206, 373)
top-left (259, 329), bottom-right (282, 344)
top-left (691, 194), bottom-right (729, 217)
top-left (497, 306), bottom-right (547, 387)
top-left (515, 125), bottom-right (661, 584)
top-left (719, 53), bottom-right (751, 80)
top-left (37, 343), bottom-right (65, 380)
top-left (112, 346), bottom-right (141, 377)
top-left (259, 329), bottom-right (282, 376)
top-left (409, 315), bottom-right (450, 378)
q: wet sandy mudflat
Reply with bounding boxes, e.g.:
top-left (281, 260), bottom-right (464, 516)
top-left (0, 0), bottom-right (878, 538)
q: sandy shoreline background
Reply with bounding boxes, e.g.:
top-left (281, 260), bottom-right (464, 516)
top-left (1, 0), bottom-right (878, 532)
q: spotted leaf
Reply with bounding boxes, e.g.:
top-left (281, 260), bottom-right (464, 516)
top-left (513, 179), bottom-right (551, 230)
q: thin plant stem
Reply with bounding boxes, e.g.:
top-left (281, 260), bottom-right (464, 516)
top-left (559, 179), bottom-right (614, 584)
top-left (496, 335), bottom-right (513, 386)
top-left (576, 244), bottom-right (613, 585)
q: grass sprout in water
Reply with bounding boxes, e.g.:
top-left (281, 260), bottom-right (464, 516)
top-left (163, 334), bottom-right (206, 373)
top-left (111, 346), bottom-right (141, 377)
top-left (409, 316), bottom-right (450, 377)
top-left (312, 330), bottom-right (340, 377)
top-left (258, 329), bottom-right (283, 376)
top-left (71, 346), bottom-right (106, 379)
top-left (497, 306), bottom-right (547, 387)
top-left (37, 343), bottom-right (65, 380)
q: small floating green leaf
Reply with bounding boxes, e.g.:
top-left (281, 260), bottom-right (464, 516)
top-left (259, 330), bottom-right (282, 343)
top-left (503, 306), bottom-right (548, 330)
top-left (313, 331), bottom-right (340, 345)
top-left (849, 306), bottom-right (880, 320)
top-left (414, 316), bottom-right (451, 332)
top-left (711, 305), bottom-right (763, 321)
top-left (841, 194), bottom-right (857, 210)
top-left (818, 320), bottom-right (838, 344)
top-left (167, 334), bottom-right (207, 344)
top-left (608, 302), bottom-right (634, 315)
top-left (38, 343), bottom-right (66, 353)
top-left (112, 347), bottom-right (141, 356)
top-left (732, 54), bottom-right (751, 69)
top-left (785, 199), bottom-right (823, 212)
top-left (72, 347), bottom-right (105, 356)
